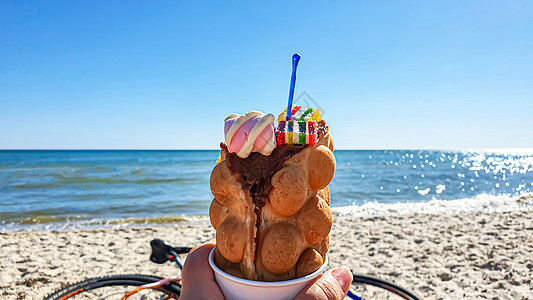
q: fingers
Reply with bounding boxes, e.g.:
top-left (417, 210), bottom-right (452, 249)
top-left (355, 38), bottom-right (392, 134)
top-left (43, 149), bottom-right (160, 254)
top-left (183, 240), bottom-right (216, 279)
top-left (295, 266), bottom-right (353, 300)
top-left (179, 240), bottom-right (224, 300)
top-left (329, 267), bottom-right (352, 294)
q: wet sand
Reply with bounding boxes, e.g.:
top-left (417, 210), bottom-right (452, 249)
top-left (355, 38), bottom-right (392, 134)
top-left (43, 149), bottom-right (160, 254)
top-left (1, 209), bottom-right (532, 299)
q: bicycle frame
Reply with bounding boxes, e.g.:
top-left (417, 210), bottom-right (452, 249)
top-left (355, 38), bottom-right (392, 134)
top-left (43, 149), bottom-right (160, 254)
top-left (119, 250), bottom-right (185, 300)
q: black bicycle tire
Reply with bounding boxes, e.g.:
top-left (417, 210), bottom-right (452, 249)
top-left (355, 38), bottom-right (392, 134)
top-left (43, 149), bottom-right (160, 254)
top-left (352, 273), bottom-right (421, 300)
top-left (44, 274), bottom-right (182, 300)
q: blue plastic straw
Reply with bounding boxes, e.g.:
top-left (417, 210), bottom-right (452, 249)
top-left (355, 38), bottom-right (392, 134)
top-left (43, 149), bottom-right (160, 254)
top-left (286, 53), bottom-right (301, 121)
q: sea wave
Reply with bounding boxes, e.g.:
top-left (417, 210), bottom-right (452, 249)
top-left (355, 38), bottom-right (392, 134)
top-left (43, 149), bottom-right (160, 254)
top-left (331, 193), bottom-right (533, 218)
top-left (2, 193), bottom-right (531, 233)
top-left (0, 214), bottom-right (209, 233)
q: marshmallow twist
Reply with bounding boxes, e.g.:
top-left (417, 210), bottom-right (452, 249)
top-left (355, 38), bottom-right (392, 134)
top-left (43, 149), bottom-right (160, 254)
top-left (224, 111), bottom-right (276, 158)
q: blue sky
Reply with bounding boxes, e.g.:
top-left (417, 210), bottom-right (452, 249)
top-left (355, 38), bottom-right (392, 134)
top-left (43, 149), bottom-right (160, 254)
top-left (1, 1), bottom-right (532, 149)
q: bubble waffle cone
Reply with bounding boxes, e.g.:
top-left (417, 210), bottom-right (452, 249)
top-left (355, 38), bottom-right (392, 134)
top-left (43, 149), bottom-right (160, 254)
top-left (209, 126), bottom-right (336, 281)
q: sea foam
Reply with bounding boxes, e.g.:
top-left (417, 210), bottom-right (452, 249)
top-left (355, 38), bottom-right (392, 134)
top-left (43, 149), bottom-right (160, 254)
top-left (331, 192), bottom-right (533, 218)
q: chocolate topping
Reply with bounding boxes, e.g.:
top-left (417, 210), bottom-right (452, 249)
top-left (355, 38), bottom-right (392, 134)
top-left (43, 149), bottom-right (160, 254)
top-left (222, 143), bottom-right (302, 207)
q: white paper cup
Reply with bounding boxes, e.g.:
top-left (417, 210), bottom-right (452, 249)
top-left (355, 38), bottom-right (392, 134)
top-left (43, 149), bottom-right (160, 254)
top-left (208, 247), bottom-right (328, 300)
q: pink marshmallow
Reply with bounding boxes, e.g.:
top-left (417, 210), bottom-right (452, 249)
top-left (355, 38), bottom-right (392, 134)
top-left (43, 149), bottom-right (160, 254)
top-left (252, 123), bottom-right (275, 152)
top-left (227, 115), bottom-right (261, 154)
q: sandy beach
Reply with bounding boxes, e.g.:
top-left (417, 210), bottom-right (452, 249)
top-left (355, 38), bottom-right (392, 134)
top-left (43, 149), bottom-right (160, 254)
top-left (1, 209), bottom-right (532, 299)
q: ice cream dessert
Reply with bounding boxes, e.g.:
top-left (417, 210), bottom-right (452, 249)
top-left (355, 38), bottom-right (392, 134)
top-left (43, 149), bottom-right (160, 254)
top-left (209, 106), bottom-right (336, 281)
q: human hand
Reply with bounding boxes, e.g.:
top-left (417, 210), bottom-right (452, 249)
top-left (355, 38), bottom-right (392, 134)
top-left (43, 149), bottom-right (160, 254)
top-left (179, 240), bottom-right (225, 300)
top-left (179, 240), bottom-right (352, 300)
top-left (294, 266), bottom-right (353, 300)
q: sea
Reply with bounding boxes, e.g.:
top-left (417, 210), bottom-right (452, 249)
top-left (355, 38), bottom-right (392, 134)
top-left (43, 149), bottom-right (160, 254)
top-left (1, 150), bottom-right (532, 232)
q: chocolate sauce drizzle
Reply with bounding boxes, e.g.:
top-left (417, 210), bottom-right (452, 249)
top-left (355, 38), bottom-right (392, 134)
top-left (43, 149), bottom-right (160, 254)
top-left (223, 144), bottom-right (302, 207)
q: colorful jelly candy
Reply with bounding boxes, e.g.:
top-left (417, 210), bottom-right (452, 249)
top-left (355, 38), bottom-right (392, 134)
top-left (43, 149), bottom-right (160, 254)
top-left (276, 106), bottom-right (321, 146)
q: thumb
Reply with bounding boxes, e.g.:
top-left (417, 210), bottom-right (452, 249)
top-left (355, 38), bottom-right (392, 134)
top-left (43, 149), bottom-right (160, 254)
top-left (294, 266), bottom-right (353, 300)
top-left (179, 240), bottom-right (224, 300)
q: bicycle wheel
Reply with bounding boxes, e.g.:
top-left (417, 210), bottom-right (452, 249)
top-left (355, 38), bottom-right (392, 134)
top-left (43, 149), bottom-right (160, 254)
top-left (44, 274), bottom-right (181, 300)
top-left (349, 274), bottom-right (420, 300)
